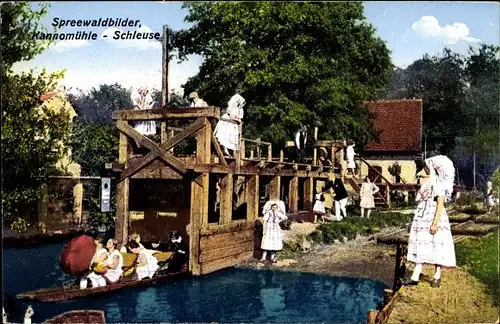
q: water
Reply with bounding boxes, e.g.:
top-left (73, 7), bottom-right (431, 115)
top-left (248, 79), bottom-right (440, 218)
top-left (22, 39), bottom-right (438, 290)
top-left (3, 242), bottom-right (387, 323)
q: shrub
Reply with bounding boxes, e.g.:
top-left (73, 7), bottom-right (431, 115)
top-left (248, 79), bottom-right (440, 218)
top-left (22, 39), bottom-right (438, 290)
top-left (10, 217), bottom-right (30, 233)
top-left (310, 212), bottom-right (412, 244)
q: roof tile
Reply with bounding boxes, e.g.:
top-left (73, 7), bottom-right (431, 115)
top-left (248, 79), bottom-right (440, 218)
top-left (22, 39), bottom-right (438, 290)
top-left (364, 99), bottom-right (423, 152)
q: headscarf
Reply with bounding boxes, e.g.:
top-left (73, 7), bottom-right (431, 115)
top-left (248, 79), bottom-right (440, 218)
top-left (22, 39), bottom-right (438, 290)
top-left (262, 200), bottom-right (286, 215)
top-left (226, 94), bottom-right (246, 119)
top-left (131, 86), bottom-right (155, 110)
top-left (425, 155), bottom-right (455, 202)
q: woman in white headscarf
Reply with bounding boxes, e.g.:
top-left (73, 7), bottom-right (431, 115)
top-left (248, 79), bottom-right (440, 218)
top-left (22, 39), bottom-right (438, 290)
top-left (131, 86), bottom-right (156, 136)
top-left (403, 155), bottom-right (456, 288)
top-left (214, 94), bottom-right (246, 156)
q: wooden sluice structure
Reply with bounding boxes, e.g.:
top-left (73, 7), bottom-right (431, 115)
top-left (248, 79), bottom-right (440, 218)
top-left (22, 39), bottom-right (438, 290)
top-left (107, 106), bottom-right (336, 276)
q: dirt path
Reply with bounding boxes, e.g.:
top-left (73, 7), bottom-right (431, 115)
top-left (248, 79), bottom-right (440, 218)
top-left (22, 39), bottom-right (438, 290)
top-left (388, 265), bottom-right (498, 323)
top-left (239, 228), bottom-right (399, 287)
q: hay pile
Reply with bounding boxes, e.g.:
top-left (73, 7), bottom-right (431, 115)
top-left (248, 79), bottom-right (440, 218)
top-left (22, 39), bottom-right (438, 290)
top-left (388, 266), bottom-right (498, 323)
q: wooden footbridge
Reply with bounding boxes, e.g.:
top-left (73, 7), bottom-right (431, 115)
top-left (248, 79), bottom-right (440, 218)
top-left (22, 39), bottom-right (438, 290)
top-left (106, 106), bottom-right (341, 275)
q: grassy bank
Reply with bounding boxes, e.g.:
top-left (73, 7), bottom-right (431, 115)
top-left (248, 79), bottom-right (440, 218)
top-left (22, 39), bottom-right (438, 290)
top-left (310, 211), bottom-right (413, 243)
top-left (456, 232), bottom-right (499, 305)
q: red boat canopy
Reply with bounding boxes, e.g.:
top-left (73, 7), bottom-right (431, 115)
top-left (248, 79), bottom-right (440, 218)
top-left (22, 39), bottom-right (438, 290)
top-left (59, 235), bottom-right (96, 277)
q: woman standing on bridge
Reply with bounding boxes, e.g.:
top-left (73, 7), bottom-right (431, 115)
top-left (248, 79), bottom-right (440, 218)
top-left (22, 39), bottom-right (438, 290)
top-left (403, 155), bottom-right (456, 288)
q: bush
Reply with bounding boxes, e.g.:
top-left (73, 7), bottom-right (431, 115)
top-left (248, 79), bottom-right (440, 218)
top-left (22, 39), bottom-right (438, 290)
top-left (310, 212), bottom-right (412, 243)
top-left (455, 191), bottom-right (482, 206)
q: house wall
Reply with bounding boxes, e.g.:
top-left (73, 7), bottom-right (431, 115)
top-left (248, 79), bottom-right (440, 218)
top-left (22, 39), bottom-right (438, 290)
top-left (360, 157), bottom-right (417, 184)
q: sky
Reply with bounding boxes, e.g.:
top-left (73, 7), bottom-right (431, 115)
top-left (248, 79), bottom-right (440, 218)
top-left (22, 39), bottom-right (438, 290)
top-left (12, 1), bottom-right (500, 95)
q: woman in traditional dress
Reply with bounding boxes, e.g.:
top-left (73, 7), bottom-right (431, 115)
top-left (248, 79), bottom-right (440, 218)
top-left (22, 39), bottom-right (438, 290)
top-left (313, 190), bottom-right (326, 223)
top-left (213, 94), bottom-right (246, 156)
top-left (128, 240), bottom-right (159, 280)
top-left (260, 203), bottom-right (288, 263)
top-left (403, 155), bottom-right (456, 288)
top-left (131, 86), bottom-right (156, 136)
top-left (344, 141), bottom-right (357, 177)
top-left (359, 176), bottom-right (379, 218)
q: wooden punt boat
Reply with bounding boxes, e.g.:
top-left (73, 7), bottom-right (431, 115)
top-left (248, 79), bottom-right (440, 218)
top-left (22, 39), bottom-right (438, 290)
top-left (17, 265), bottom-right (189, 303)
top-left (44, 310), bottom-right (106, 324)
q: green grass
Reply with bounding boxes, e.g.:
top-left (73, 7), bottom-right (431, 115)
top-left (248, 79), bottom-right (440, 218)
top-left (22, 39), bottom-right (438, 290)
top-left (456, 233), bottom-right (499, 305)
top-left (309, 211), bottom-right (413, 244)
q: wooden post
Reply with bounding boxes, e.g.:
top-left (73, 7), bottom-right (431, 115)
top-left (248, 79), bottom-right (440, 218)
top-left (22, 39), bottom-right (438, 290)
top-left (246, 175), bottom-right (259, 220)
top-left (383, 289), bottom-right (393, 306)
top-left (219, 174), bottom-right (233, 224)
top-left (189, 119), bottom-right (211, 275)
top-left (169, 129), bottom-right (175, 153)
top-left (250, 150), bottom-right (254, 159)
top-left (160, 122), bottom-right (167, 143)
top-left (267, 144), bottom-right (272, 161)
top-left (73, 181), bottom-right (83, 226)
top-left (38, 182), bottom-right (48, 233)
top-left (256, 137), bottom-right (261, 159)
top-left (115, 130), bottom-right (130, 246)
top-left (313, 127), bottom-right (318, 166)
top-left (367, 310), bottom-right (377, 324)
top-left (279, 150), bottom-right (284, 163)
top-left (289, 177), bottom-right (299, 213)
top-left (393, 243), bottom-right (402, 291)
top-left (161, 24), bottom-right (169, 107)
top-left (303, 177), bottom-right (313, 210)
top-left (268, 176), bottom-right (280, 201)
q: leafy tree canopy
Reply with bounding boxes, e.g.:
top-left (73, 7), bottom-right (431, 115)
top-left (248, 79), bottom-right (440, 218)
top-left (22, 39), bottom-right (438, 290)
top-left (1, 2), bottom-right (70, 223)
top-left (172, 2), bottom-right (393, 147)
top-left (1, 2), bottom-right (54, 71)
top-left (68, 83), bottom-right (133, 124)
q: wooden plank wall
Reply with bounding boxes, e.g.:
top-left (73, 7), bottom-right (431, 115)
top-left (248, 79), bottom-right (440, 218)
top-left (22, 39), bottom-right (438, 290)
top-left (198, 221), bottom-right (254, 275)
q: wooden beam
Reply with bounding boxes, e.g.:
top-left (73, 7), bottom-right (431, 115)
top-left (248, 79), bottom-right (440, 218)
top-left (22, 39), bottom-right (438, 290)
top-left (112, 107), bottom-right (221, 120)
top-left (199, 229), bottom-right (253, 250)
top-left (116, 121), bottom-right (187, 174)
top-left (201, 220), bottom-right (254, 236)
top-left (289, 177), bottom-right (299, 213)
top-left (117, 118), bottom-right (206, 181)
top-left (268, 176), bottom-right (280, 201)
top-left (246, 175), bottom-right (259, 220)
top-left (313, 140), bottom-right (345, 147)
top-left (115, 131), bottom-right (130, 246)
top-left (160, 121), bottom-right (167, 143)
top-left (190, 120), bottom-right (211, 275)
top-left (199, 250), bottom-right (252, 275)
top-left (211, 133), bottom-right (228, 166)
top-left (161, 24), bottom-right (169, 107)
top-left (219, 174), bottom-right (233, 225)
top-left (199, 241), bottom-right (252, 263)
top-left (302, 177), bottom-right (314, 210)
top-left (313, 127), bottom-right (318, 166)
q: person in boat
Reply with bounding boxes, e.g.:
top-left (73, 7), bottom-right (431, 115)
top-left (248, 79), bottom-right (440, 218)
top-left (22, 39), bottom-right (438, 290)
top-left (81, 237), bottom-right (109, 289)
top-left (402, 155), bottom-right (456, 288)
top-left (213, 93), bottom-right (246, 157)
top-left (260, 203), bottom-right (288, 263)
top-left (127, 240), bottom-right (159, 280)
top-left (120, 233), bottom-right (145, 253)
top-left (166, 231), bottom-right (188, 272)
top-left (89, 239), bottom-right (124, 287)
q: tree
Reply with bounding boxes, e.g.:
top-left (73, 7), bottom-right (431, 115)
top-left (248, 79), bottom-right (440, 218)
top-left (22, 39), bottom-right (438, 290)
top-left (172, 2), bottom-right (393, 147)
top-left (1, 2), bottom-right (54, 71)
top-left (1, 2), bottom-right (71, 224)
top-left (68, 84), bottom-right (133, 124)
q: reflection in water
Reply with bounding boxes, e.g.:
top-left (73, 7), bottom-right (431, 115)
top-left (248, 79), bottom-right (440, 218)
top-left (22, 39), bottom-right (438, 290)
top-left (4, 243), bottom-right (387, 323)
